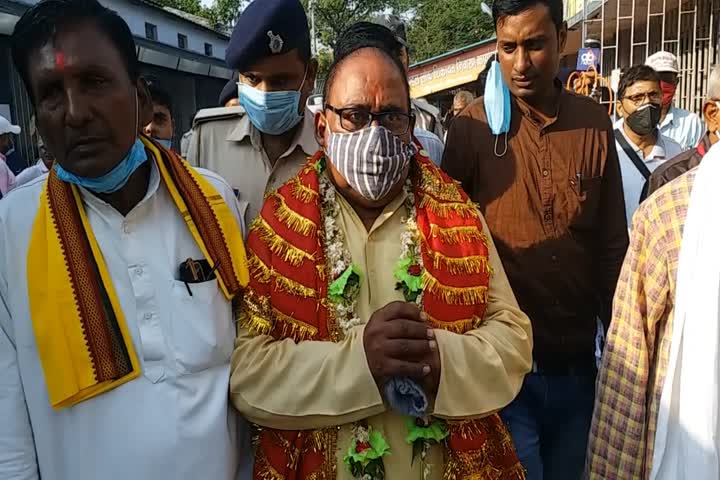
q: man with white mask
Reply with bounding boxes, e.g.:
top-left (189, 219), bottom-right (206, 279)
top-left (230, 21), bottom-right (532, 480)
top-left (0, 0), bottom-right (253, 478)
top-left (187, 0), bottom-right (319, 225)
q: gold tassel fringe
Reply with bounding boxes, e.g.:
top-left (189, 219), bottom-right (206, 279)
top-left (423, 271), bottom-right (488, 305)
top-left (252, 217), bottom-right (315, 267)
top-left (248, 253), bottom-right (316, 298)
top-left (426, 249), bottom-right (493, 275)
top-left (255, 450), bottom-right (285, 480)
top-left (419, 194), bottom-right (477, 218)
top-left (248, 253), bottom-right (272, 283)
top-left (240, 311), bottom-right (275, 336)
top-left (420, 167), bottom-right (464, 202)
top-left (273, 307), bottom-right (318, 340)
top-left (292, 176), bottom-right (319, 204)
top-left (273, 192), bottom-right (317, 236)
top-left (429, 224), bottom-right (487, 245)
top-left (426, 314), bottom-right (476, 333)
top-left (275, 274), bottom-right (316, 298)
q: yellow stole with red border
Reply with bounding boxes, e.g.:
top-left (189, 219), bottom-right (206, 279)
top-left (241, 148), bottom-right (524, 479)
top-left (27, 136), bottom-right (249, 409)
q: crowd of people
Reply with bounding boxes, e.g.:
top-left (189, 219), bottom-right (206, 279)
top-left (1, 0), bottom-right (719, 478)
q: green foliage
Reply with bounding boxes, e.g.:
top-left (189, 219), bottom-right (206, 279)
top-left (407, 0), bottom-right (495, 63)
top-left (205, 0), bottom-right (248, 29)
top-left (301, 0), bottom-right (412, 48)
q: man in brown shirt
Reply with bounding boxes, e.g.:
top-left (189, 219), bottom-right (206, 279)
top-left (442, 0), bottom-right (628, 478)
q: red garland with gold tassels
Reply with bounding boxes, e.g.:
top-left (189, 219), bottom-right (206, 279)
top-left (240, 146), bottom-right (525, 480)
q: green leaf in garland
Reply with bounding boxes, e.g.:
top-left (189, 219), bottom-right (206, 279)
top-left (315, 156), bottom-right (326, 174)
top-left (329, 264), bottom-right (361, 303)
top-left (404, 417), bottom-right (449, 444)
top-left (393, 256), bottom-right (423, 302)
top-left (343, 429), bottom-right (391, 465)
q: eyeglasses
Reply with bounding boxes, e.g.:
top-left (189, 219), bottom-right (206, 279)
top-left (325, 105), bottom-right (413, 135)
top-left (623, 91), bottom-right (662, 106)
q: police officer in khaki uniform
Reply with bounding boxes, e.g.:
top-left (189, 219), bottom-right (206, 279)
top-left (187, 0), bottom-right (318, 224)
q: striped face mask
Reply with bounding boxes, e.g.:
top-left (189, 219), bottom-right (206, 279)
top-left (325, 126), bottom-right (416, 201)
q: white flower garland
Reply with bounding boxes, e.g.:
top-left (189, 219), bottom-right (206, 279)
top-left (399, 178), bottom-right (424, 307)
top-left (319, 172), bottom-right (363, 336)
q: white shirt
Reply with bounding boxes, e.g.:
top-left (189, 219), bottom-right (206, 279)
top-left (659, 106), bottom-right (705, 151)
top-left (14, 159), bottom-right (49, 188)
top-left (615, 126), bottom-right (683, 225)
top-left (0, 160), bottom-right (252, 480)
top-left (413, 128), bottom-right (445, 166)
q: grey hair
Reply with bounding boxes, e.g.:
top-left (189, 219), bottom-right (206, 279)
top-left (454, 90), bottom-right (475, 105)
top-left (708, 64), bottom-right (720, 100)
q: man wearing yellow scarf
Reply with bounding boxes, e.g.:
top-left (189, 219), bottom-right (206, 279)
top-left (0, 0), bottom-right (251, 478)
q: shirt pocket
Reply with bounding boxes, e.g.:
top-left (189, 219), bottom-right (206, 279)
top-left (568, 175), bottom-right (603, 229)
top-left (167, 279), bottom-right (234, 375)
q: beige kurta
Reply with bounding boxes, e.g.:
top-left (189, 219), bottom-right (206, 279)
top-left (230, 188), bottom-right (533, 479)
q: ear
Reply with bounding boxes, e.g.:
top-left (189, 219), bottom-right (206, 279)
top-left (558, 21), bottom-right (568, 53)
top-left (136, 77), bottom-right (153, 132)
top-left (616, 100), bottom-right (625, 118)
top-left (703, 100), bottom-right (720, 131)
top-left (314, 110), bottom-right (327, 148)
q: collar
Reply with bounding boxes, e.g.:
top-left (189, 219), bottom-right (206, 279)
top-left (513, 79), bottom-right (563, 129)
top-left (227, 106), bottom-right (318, 157)
top-left (36, 159), bottom-right (50, 173)
top-left (335, 181), bottom-right (409, 236)
top-left (660, 106), bottom-right (677, 128)
top-left (620, 126), bottom-right (669, 161)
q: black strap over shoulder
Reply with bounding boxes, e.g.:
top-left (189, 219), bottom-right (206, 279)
top-left (614, 129), bottom-right (651, 201)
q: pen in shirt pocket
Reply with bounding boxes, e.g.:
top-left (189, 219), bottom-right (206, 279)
top-left (576, 172), bottom-right (583, 192)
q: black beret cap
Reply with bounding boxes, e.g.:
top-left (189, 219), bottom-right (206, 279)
top-left (225, 0), bottom-right (310, 71)
top-left (218, 71), bottom-right (239, 106)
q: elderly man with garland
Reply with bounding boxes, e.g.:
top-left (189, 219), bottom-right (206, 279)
top-left (229, 21), bottom-right (532, 480)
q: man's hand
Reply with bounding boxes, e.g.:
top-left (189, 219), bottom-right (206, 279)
top-left (363, 302), bottom-right (436, 387)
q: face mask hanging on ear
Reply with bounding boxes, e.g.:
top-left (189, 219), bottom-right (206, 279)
top-left (55, 89), bottom-right (148, 193)
top-left (484, 57), bottom-right (511, 157)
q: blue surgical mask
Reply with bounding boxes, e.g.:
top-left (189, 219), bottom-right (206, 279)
top-left (154, 138), bottom-right (173, 150)
top-left (54, 138), bottom-right (148, 194)
top-left (484, 59), bottom-right (511, 156)
top-left (238, 71), bottom-right (306, 135)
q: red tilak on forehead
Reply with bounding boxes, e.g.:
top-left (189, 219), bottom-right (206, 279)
top-left (55, 51), bottom-right (65, 71)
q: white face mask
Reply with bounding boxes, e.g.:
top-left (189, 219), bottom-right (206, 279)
top-left (324, 125), bottom-right (416, 201)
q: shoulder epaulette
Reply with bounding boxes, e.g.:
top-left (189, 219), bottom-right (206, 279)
top-left (193, 106), bottom-right (245, 128)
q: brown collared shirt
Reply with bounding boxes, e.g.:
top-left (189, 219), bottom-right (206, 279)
top-left (442, 89), bottom-right (629, 364)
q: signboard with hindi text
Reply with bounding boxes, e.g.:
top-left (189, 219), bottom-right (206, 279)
top-left (408, 40), bottom-right (496, 98)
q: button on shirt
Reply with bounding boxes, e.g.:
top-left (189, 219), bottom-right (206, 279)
top-left (0, 161), bottom-right (252, 480)
top-left (187, 107), bottom-right (318, 224)
top-left (659, 106), bottom-right (704, 151)
top-left (442, 90), bottom-right (629, 364)
top-left (615, 126), bottom-right (683, 225)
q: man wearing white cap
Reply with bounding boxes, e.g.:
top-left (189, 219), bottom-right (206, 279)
top-left (0, 116), bottom-right (19, 197)
top-left (646, 51), bottom-right (704, 151)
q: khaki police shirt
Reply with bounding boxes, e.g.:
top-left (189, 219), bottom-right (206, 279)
top-left (186, 106), bottom-right (319, 224)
